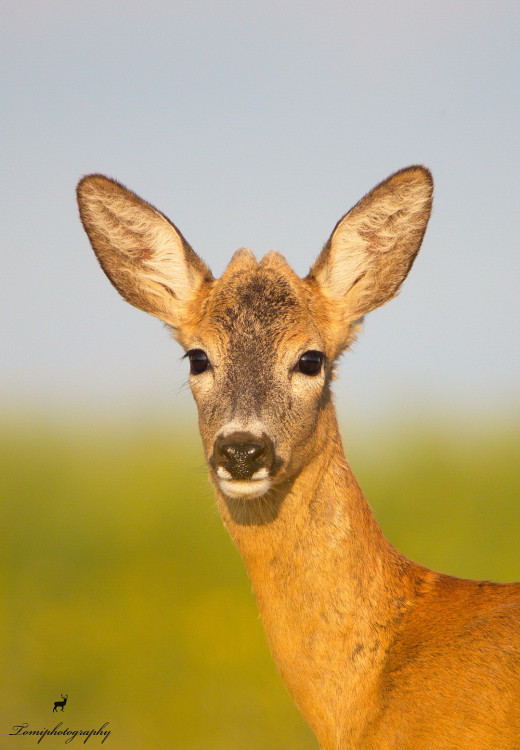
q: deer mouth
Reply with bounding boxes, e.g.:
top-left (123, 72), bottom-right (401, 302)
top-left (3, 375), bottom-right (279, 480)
top-left (214, 466), bottom-right (273, 499)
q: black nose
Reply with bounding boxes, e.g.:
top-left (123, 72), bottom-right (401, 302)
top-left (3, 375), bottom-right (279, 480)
top-left (212, 431), bottom-right (274, 480)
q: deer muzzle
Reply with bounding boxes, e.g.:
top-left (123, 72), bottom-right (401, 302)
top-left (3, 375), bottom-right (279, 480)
top-left (211, 431), bottom-right (276, 498)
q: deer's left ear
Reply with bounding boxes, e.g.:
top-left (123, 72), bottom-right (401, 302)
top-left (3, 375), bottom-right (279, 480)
top-left (308, 166), bottom-right (433, 325)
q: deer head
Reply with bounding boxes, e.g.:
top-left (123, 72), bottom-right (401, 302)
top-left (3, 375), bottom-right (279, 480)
top-left (77, 167), bottom-right (432, 512)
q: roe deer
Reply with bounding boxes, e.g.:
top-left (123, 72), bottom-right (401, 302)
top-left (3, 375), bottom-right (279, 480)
top-left (53, 694), bottom-right (67, 712)
top-left (77, 167), bottom-right (520, 749)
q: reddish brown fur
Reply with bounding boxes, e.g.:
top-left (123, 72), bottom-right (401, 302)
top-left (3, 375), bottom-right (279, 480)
top-left (77, 167), bottom-right (520, 748)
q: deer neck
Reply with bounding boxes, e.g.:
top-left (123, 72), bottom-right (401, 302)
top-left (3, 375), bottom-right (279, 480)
top-left (214, 403), bottom-right (412, 748)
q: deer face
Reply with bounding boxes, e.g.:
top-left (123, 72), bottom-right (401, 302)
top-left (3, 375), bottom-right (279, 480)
top-left (182, 250), bottom-right (334, 499)
top-left (77, 167), bottom-right (432, 502)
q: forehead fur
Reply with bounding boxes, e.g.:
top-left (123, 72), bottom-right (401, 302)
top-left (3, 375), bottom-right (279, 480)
top-left (181, 249), bottom-right (314, 345)
top-left (179, 248), bottom-right (347, 356)
top-left (209, 250), bottom-right (302, 336)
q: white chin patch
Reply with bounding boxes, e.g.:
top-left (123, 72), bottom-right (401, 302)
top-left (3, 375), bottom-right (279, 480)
top-left (218, 477), bottom-right (272, 499)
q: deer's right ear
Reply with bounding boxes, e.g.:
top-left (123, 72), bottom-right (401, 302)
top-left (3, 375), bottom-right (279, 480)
top-left (77, 175), bottom-right (214, 330)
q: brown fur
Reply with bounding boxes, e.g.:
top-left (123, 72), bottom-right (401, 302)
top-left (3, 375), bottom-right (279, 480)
top-left (77, 167), bottom-right (520, 749)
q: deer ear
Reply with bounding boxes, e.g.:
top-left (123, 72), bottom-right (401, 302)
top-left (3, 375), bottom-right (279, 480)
top-left (77, 175), bottom-right (214, 329)
top-left (308, 166), bottom-right (433, 324)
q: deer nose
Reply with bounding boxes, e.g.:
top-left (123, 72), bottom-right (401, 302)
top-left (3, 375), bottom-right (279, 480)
top-left (213, 431), bottom-right (274, 480)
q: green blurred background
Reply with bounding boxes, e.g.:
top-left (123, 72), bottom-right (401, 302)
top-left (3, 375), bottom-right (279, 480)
top-left (2, 413), bottom-right (518, 749)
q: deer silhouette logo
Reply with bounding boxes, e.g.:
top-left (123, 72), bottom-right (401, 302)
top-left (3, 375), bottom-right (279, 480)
top-left (53, 694), bottom-right (68, 712)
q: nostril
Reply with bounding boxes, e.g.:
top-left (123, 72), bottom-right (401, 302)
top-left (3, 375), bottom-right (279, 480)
top-left (220, 443), bottom-right (236, 461)
top-left (245, 443), bottom-right (265, 461)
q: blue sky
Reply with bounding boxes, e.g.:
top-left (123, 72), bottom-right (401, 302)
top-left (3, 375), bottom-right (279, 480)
top-left (2, 0), bottom-right (519, 425)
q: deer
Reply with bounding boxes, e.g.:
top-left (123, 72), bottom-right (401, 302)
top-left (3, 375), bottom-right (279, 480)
top-left (53, 694), bottom-right (68, 712)
top-left (77, 166), bottom-right (520, 749)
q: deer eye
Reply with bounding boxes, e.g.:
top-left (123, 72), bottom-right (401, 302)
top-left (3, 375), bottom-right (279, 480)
top-left (297, 350), bottom-right (324, 376)
top-left (187, 349), bottom-right (210, 375)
